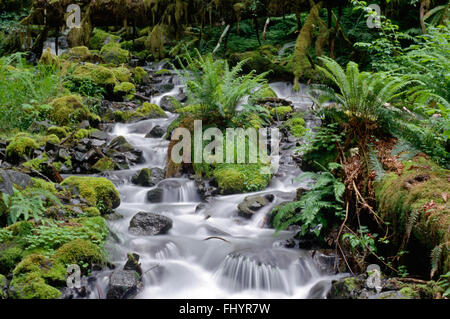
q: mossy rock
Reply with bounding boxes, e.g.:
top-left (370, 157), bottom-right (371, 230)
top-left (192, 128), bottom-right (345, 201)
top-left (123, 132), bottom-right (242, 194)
top-left (100, 42), bottom-right (130, 65)
top-left (283, 117), bottom-right (307, 137)
top-left (92, 157), bottom-right (116, 172)
top-left (61, 46), bottom-right (101, 63)
top-left (49, 95), bottom-right (95, 126)
top-left (375, 156), bottom-right (450, 275)
top-left (212, 164), bottom-right (271, 194)
top-left (23, 153), bottom-right (50, 171)
top-left (133, 66), bottom-right (149, 85)
top-left (90, 28), bottom-right (120, 51)
top-left (46, 126), bottom-right (69, 139)
top-left (54, 238), bottom-right (104, 266)
top-left (39, 48), bottom-right (58, 66)
top-left (31, 178), bottom-right (58, 195)
top-left (0, 274), bottom-right (6, 298)
top-left (271, 106), bottom-right (292, 121)
top-left (5, 135), bottom-right (39, 163)
top-left (0, 242), bottom-right (23, 274)
top-left (113, 82), bottom-right (136, 100)
top-left (60, 176), bottom-right (120, 213)
top-left (72, 63), bottom-right (118, 90)
top-left (9, 270), bottom-right (61, 299)
top-left (256, 85), bottom-right (277, 98)
top-left (112, 66), bottom-right (132, 83)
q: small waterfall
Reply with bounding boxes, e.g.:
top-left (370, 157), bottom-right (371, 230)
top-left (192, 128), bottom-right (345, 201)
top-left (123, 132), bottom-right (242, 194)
top-left (91, 63), bottom-right (339, 299)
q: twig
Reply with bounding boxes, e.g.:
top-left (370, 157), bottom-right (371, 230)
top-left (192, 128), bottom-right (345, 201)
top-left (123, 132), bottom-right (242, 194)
top-left (135, 93), bottom-right (152, 102)
top-left (212, 24), bottom-right (230, 56)
top-left (262, 17), bottom-right (270, 40)
top-left (335, 202), bottom-right (355, 275)
top-left (203, 236), bottom-right (231, 243)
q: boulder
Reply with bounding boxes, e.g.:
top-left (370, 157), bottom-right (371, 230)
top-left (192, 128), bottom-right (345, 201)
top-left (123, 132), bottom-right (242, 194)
top-left (0, 170), bottom-right (33, 196)
top-left (108, 136), bottom-right (134, 153)
top-left (132, 168), bottom-right (164, 187)
top-left (145, 125), bottom-right (165, 138)
top-left (237, 193), bottom-right (275, 218)
top-left (129, 212), bottom-right (172, 236)
top-left (106, 270), bottom-right (142, 299)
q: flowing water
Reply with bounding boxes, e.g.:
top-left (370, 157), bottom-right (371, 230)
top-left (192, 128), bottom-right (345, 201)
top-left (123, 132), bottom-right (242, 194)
top-left (91, 64), bottom-right (341, 299)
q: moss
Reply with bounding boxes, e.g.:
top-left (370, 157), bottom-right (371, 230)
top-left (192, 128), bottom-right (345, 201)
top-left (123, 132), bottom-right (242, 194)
top-left (6, 221), bottom-right (34, 237)
top-left (0, 274), bottom-right (6, 298)
top-left (9, 270), bottom-right (61, 299)
top-left (90, 28), bottom-right (120, 51)
top-left (61, 46), bottom-right (93, 62)
top-left (74, 128), bottom-right (97, 140)
top-left (31, 178), bottom-right (57, 195)
top-left (6, 135), bottom-right (39, 163)
top-left (113, 82), bottom-right (136, 100)
top-left (46, 126), bottom-right (69, 139)
top-left (375, 156), bottom-right (450, 275)
top-left (138, 102), bottom-right (166, 118)
top-left (133, 66), bottom-right (149, 84)
top-left (23, 153), bottom-right (49, 170)
top-left (271, 106), bottom-right (292, 120)
top-left (49, 95), bottom-right (94, 126)
top-left (54, 238), bottom-right (104, 266)
top-left (0, 243), bottom-right (23, 274)
top-left (283, 117), bottom-right (307, 137)
top-left (256, 85), bottom-right (277, 98)
top-left (37, 134), bottom-right (60, 146)
top-left (60, 176), bottom-right (120, 213)
top-left (72, 63), bottom-right (118, 89)
top-left (398, 287), bottom-right (420, 299)
top-left (100, 42), bottom-right (130, 65)
top-left (39, 48), bottom-right (58, 66)
top-left (92, 157), bottom-right (116, 172)
top-left (83, 207), bottom-right (101, 217)
top-left (212, 163), bottom-right (271, 194)
top-left (112, 66), bottom-right (132, 83)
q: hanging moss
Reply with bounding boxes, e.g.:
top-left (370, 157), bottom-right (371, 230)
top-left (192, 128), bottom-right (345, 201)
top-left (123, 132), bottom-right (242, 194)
top-left (292, 1), bottom-right (322, 90)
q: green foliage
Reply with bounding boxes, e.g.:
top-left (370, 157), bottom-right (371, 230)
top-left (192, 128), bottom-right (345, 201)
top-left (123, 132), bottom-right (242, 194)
top-left (174, 49), bottom-right (268, 121)
top-left (369, 148), bottom-right (386, 182)
top-left (63, 75), bottom-right (106, 99)
top-left (2, 188), bottom-right (62, 225)
top-left (311, 56), bottom-right (414, 122)
top-left (343, 226), bottom-right (378, 254)
top-left (22, 217), bottom-right (108, 254)
top-left (0, 53), bottom-right (63, 131)
top-left (437, 272), bottom-right (450, 298)
top-left (0, 228), bottom-right (13, 243)
top-left (272, 162), bottom-right (345, 237)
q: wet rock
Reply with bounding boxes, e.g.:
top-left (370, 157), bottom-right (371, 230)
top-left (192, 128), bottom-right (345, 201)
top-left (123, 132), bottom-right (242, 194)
top-left (0, 170), bottom-right (33, 196)
top-left (159, 96), bottom-right (177, 112)
top-left (108, 136), bottom-right (134, 153)
top-left (154, 82), bottom-right (174, 94)
top-left (311, 250), bottom-right (340, 275)
top-left (129, 212), bottom-right (173, 236)
top-left (145, 125), bottom-right (165, 138)
top-left (123, 253), bottom-right (142, 276)
top-left (273, 238), bottom-right (296, 249)
top-left (106, 270), bottom-right (142, 299)
top-left (146, 188), bottom-right (164, 202)
top-left (131, 168), bottom-right (152, 186)
top-left (90, 130), bottom-right (109, 141)
top-left (237, 194), bottom-right (275, 218)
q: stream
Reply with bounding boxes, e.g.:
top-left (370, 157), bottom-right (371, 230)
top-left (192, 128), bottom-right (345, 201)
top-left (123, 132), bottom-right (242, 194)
top-left (82, 63), bottom-right (342, 299)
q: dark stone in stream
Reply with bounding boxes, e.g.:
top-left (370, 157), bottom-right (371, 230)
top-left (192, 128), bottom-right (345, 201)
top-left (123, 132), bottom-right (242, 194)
top-left (108, 136), bottom-right (135, 153)
top-left (146, 187), bottom-right (164, 202)
top-left (90, 130), bottom-right (109, 141)
top-left (159, 96), bottom-right (177, 112)
top-left (145, 125), bottom-right (165, 138)
top-left (123, 253), bottom-right (142, 276)
top-left (237, 194), bottom-right (275, 219)
top-left (273, 238), bottom-right (296, 249)
top-left (131, 168), bottom-right (152, 186)
top-left (129, 212), bottom-right (173, 236)
top-left (106, 270), bottom-right (143, 299)
top-left (133, 168), bottom-right (164, 187)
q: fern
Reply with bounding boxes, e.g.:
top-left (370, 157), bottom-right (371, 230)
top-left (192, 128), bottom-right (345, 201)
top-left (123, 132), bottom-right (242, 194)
top-left (310, 56), bottom-right (416, 123)
top-left (430, 244), bottom-right (444, 279)
top-left (173, 49), bottom-right (268, 121)
top-left (369, 149), bottom-right (385, 182)
top-left (390, 140), bottom-right (421, 161)
top-left (272, 162), bottom-right (345, 237)
top-left (2, 187), bottom-right (62, 225)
